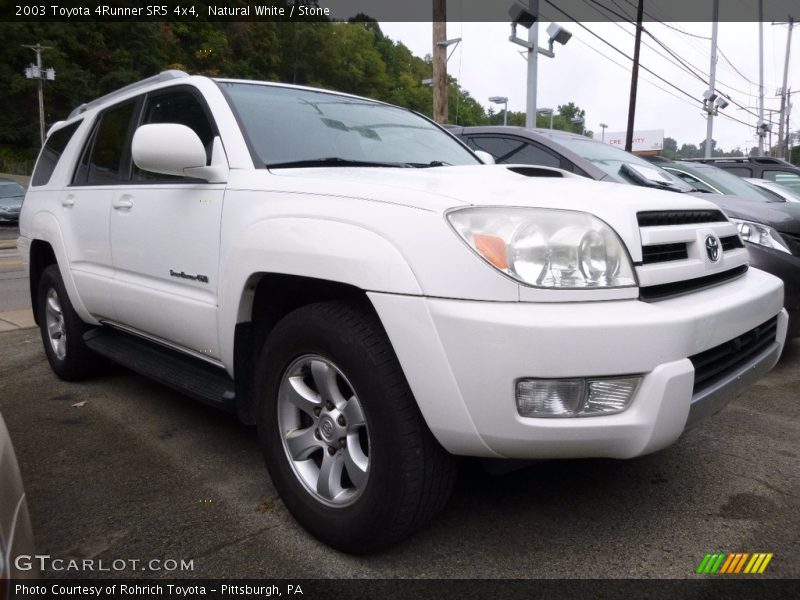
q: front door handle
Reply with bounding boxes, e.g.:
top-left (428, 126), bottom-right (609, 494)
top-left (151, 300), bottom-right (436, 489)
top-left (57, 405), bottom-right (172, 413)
top-left (113, 195), bottom-right (134, 210)
top-left (61, 195), bottom-right (75, 208)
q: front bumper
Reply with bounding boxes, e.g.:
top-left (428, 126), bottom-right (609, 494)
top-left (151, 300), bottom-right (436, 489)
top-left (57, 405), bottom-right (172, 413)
top-left (369, 267), bottom-right (786, 459)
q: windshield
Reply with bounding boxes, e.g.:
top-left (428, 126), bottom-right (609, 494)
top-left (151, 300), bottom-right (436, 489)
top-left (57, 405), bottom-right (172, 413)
top-left (670, 164), bottom-right (777, 202)
top-left (0, 182), bottom-right (25, 198)
top-left (219, 82), bottom-right (480, 169)
top-left (540, 132), bottom-right (694, 191)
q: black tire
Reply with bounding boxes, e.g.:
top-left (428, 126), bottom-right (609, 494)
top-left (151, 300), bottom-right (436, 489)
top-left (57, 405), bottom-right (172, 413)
top-left (255, 300), bottom-right (458, 554)
top-left (37, 264), bottom-right (104, 381)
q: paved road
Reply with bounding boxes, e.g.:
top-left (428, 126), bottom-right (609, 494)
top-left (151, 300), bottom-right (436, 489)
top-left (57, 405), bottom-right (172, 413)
top-left (0, 225), bottom-right (33, 330)
top-left (1, 225), bottom-right (798, 578)
top-left (0, 328), bottom-right (797, 579)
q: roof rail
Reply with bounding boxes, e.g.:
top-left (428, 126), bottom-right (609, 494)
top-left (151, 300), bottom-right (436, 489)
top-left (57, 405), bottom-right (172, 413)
top-left (68, 70), bottom-right (190, 119)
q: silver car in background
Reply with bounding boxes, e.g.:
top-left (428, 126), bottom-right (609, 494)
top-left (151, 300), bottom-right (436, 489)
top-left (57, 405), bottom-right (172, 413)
top-left (746, 178), bottom-right (800, 203)
top-left (1, 411), bottom-right (35, 584)
top-left (0, 179), bottom-right (26, 224)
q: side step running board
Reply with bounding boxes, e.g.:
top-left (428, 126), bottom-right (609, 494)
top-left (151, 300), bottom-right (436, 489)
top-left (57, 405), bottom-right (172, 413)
top-left (84, 327), bottom-right (236, 412)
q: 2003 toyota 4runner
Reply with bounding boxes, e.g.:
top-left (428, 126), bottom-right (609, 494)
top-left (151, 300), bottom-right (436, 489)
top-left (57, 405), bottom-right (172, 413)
top-left (18, 71), bottom-right (787, 552)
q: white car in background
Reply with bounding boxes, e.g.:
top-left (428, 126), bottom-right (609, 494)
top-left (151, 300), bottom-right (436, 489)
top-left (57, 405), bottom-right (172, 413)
top-left (1, 411), bottom-right (35, 583)
top-left (746, 178), bottom-right (800, 203)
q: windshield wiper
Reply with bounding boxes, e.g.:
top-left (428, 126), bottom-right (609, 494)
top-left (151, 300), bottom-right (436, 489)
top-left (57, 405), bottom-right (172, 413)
top-left (267, 157), bottom-right (404, 169)
top-left (619, 163), bottom-right (688, 193)
top-left (404, 160), bottom-right (452, 168)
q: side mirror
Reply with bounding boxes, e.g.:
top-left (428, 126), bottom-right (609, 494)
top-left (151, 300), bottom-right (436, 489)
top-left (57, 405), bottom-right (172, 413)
top-left (132, 124), bottom-right (227, 182)
top-left (474, 150), bottom-right (496, 165)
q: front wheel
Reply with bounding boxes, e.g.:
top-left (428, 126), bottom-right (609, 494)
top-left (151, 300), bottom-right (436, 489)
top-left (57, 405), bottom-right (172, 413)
top-left (255, 301), bottom-right (458, 553)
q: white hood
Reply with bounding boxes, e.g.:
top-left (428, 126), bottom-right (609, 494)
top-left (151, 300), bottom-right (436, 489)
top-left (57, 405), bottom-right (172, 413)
top-left (266, 164), bottom-right (726, 256)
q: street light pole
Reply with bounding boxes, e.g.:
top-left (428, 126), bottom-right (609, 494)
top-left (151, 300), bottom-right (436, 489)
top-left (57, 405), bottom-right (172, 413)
top-left (525, 0), bottom-right (540, 128)
top-left (704, 0), bottom-right (719, 159)
top-left (758, 0), bottom-right (766, 155)
top-left (489, 96), bottom-right (510, 126)
top-left (776, 17), bottom-right (794, 159)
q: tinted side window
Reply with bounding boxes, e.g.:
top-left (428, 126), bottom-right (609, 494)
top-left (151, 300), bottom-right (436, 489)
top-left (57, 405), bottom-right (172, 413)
top-left (133, 89), bottom-right (216, 181)
top-left (467, 136), bottom-right (560, 168)
top-left (763, 170), bottom-right (800, 193)
top-left (31, 121), bottom-right (82, 187)
top-left (719, 166), bottom-right (752, 177)
top-left (75, 101), bottom-right (137, 186)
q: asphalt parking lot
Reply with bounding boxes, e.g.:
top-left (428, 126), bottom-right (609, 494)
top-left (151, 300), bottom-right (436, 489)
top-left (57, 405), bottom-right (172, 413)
top-left (0, 224), bottom-right (798, 580)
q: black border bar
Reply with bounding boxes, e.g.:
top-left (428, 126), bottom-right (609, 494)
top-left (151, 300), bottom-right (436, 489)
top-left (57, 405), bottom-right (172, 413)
top-left (2, 1), bottom-right (798, 23)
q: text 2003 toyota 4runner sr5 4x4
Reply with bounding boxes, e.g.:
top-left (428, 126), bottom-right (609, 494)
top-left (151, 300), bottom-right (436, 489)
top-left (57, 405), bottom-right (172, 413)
top-left (19, 72), bottom-right (787, 552)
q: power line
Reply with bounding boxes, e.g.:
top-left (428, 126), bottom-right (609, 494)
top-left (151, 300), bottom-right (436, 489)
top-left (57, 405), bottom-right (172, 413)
top-left (717, 46), bottom-right (760, 87)
top-left (583, 0), bottom-right (760, 101)
top-left (542, 0), bottom-right (756, 130)
top-left (658, 22), bottom-right (711, 40)
top-left (573, 36), bottom-right (755, 130)
top-left (572, 37), bottom-right (701, 111)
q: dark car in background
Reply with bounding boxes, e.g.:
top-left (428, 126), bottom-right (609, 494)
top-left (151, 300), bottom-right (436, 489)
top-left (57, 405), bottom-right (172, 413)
top-left (450, 125), bottom-right (698, 192)
top-left (646, 159), bottom-right (800, 338)
top-left (450, 126), bottom-right (800, 337)
top-left (0, 178), bottom-right (26, 224)
top-left (687, 156), bottom-right (800, 195)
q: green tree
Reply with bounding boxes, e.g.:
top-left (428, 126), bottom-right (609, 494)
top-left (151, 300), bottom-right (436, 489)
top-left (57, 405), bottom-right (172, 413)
top-left (662, 137), bottom-right (678, 159)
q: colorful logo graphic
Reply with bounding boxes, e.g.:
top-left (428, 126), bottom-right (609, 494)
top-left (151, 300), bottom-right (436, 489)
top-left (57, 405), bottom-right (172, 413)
top-left (696, 552), bottom-right (773, 574)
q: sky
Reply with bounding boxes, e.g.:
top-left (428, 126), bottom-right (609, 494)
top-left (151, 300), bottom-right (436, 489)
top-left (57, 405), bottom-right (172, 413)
top-left (379, 20), bottom-right (799, 153)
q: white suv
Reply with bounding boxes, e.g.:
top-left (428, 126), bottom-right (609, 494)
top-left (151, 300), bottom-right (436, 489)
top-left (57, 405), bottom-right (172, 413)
top-left (18, 71), bottom-right (788, 552)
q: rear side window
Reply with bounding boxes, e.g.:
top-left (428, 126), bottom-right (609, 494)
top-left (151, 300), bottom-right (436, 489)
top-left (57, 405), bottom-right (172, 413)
top-left (31, 121), bottom-right (82, 187)
top-left (467, 136), bottom-right (561, 168)
top-left (73, 101), bottom-right (137, 185)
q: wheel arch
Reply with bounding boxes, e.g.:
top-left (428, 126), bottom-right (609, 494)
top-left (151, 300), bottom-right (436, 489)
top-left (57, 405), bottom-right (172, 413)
top-left (28, 239), bottom-right (57, 326)
top-left (232, 273), bottom-right (375, 424)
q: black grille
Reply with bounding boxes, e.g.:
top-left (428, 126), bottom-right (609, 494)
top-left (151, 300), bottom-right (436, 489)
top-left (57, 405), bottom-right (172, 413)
top-left (641, 242), bottom-right (688, 264)
top-left (639, 265), bottom-right (748, 302)
top-left (780, 232), bottom-right (800, 257)
top-left (689, 316), bottom-right (778, 394)
top-left (720, 235), bottom-right (744, 251)
top-left (637, 210), bottom-right (727, 227)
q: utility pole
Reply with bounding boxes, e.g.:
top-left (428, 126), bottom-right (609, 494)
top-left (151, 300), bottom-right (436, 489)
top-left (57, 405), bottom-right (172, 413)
top-left (432, 0), bottom-right (448, 124)
top-left (625, 0), bottom-right (644, 152)
top-left (22, 43), bottom-right (53, 146)
top-left (758, 0), bottom-right (766, 155)
top-left (777, 17), bottom-right (794, 159)
top-left (704, 0), bottom-right (719, 159)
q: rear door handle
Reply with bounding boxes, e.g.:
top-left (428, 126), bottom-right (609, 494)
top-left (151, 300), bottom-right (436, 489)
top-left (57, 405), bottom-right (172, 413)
top-left (61, 195), bottom-right (75, 208)
top-left (113, 195), bottom-right (134, 210)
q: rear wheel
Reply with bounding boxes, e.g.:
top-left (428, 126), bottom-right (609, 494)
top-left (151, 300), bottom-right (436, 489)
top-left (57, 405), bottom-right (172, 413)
top-left (256, 301), bottom-right (458, 553)
top-left (37, 264), bottom-right (104, 380)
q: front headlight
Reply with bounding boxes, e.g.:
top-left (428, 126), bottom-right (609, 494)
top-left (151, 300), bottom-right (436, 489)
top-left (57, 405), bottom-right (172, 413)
top-left (730, 218), bottom-right (791, 254)
top-left (447, 207), bottom-right (637, 288)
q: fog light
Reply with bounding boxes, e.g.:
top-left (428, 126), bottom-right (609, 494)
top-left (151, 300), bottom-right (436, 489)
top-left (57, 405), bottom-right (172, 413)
top-left (516, 376), bottom-right (641, 418)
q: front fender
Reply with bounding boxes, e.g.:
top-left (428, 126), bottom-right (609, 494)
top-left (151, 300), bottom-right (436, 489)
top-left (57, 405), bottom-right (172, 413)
top-left (217, 217), bottom-right (422, 368)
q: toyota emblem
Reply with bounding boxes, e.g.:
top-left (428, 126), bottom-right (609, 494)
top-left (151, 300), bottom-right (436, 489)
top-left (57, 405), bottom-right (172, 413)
top-left (705, 235), bottom-right (721, 263)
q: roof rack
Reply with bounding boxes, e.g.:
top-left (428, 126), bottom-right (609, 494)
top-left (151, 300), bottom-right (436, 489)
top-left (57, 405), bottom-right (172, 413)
top-left (68, 70), bottom-right (189, 119)
top-left (686, 156), bottom-right (795, 167)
